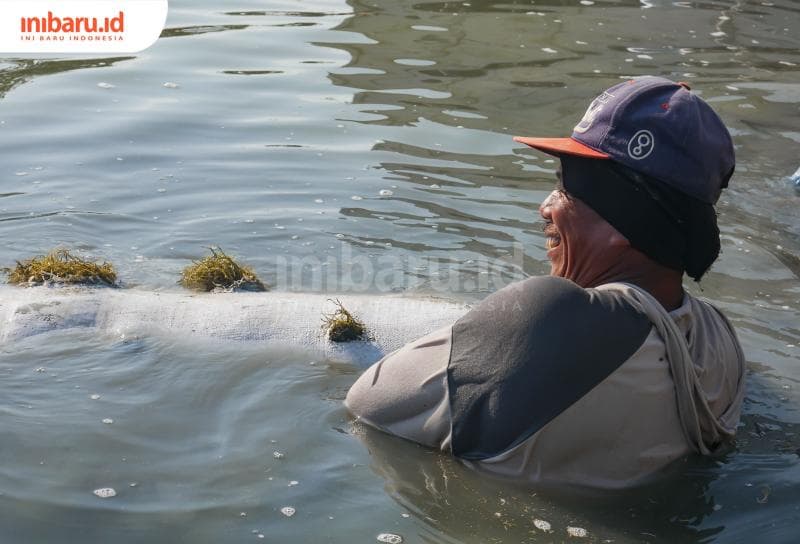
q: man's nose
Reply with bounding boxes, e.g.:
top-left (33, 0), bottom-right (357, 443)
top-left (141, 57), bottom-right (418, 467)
top-left (539, 191), bottom-right (558, 219)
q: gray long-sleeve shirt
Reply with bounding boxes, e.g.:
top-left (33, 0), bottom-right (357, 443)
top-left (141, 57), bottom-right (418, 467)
top-left (345, 276), bottom-right (745, 488)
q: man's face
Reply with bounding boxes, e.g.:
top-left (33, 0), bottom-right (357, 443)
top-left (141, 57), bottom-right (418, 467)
top-left (538, 183), bottom-right (629, 287)
top-left (539, 188), bottom-right (571, 277)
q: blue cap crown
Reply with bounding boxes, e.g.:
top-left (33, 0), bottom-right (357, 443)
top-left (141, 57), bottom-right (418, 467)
top-left (571, 77), bottom-right (735, 204)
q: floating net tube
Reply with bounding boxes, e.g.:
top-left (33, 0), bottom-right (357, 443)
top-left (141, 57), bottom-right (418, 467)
top-left (0, 286), bottom-right (470, 366)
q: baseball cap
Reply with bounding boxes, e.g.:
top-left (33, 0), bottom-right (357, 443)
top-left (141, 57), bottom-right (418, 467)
top-left (514, 76), bottom-right (735, 204)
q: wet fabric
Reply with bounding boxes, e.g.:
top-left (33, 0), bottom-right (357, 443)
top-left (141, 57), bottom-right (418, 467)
top-left (345, 277), bottom-right (746, 488)
top-left (447, 276), bottom-right (652, 459)
top-left (560, 156), bottom-right (721, 281)
top-left (601, 282), bottom-right (746, 454)
top-left (345, 325), bottom-right (454, 448)
top-left (0, 287), bottom-right (468, 367)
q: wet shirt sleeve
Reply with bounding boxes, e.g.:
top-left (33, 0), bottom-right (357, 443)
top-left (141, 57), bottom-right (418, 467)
top-left (344, 325), bottom-right (454, 450)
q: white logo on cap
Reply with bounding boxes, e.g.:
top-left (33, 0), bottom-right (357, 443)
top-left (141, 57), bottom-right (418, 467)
top-left (627, 130), bottom-right (655, 160)
top-left (573, 91), bottom-right (614, 134)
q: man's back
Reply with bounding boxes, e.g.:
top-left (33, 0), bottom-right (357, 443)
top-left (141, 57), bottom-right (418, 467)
top-left (345, 276), bottom-right (745, 488)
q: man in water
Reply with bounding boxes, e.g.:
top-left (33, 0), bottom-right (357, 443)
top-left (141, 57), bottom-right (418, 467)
top-left (345, 76), bottom-right (746, 488)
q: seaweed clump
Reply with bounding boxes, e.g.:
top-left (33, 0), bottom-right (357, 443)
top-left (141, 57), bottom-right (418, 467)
top-left (322, 299), bottom-right (367, 342)
top-left (5, 249), bottom-right (117, 287)
top-left (180, 247), bottom-right (267, 292)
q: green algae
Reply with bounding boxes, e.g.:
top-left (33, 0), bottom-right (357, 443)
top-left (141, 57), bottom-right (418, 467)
top-left (180, 247), bottom-right (267, 292)
top-left (322, 299), bottom-right (367, 342)
top-left (4, 249), bottom-right (117, 287)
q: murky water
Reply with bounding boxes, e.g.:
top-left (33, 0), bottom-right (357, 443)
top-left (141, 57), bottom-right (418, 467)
top-left (1, 0), bottom-right (799, 542)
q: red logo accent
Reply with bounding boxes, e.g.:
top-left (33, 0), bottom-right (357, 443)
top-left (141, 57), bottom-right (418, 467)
top-left (20, 11), bottom-right (124, 34)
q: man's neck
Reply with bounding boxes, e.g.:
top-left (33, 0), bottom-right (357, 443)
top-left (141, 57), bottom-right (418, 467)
top-left (578, 251), bottom-right (686, 311)
top-left (616, 273), bottom-right (685, 311)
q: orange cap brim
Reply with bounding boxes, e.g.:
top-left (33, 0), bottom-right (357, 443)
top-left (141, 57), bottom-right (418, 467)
top-left (513, 136), bottom-right (610, 159)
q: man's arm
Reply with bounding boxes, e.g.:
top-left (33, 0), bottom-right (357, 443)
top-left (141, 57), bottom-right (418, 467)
top-left (345, 324), bottom-right (453, 450)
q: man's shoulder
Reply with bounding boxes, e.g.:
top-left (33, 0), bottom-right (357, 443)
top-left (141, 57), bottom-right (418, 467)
top-left (448, 276), bottom-right (654, 460)
top-left (486, 274), bottom-right (582, 304)
top-left (464, 275), bottom-right (648, 335)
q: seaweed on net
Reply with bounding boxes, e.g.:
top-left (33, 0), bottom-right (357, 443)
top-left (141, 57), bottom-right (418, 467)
top-left (322, 299), bottom-right (367, 342)
top-left (4, 248), bottom-right (117, 287)
top-left (179, 247), bottom-right (267, 292)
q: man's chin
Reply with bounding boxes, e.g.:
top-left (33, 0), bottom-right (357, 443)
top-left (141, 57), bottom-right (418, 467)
top-left (546, 250), bottom-right (564, 277)
top-left (548, 263), bottom-right (565, 278)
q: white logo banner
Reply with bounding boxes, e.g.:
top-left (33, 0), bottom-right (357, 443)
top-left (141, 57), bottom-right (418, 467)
top-left (0, 0), bottom-right (168, 53)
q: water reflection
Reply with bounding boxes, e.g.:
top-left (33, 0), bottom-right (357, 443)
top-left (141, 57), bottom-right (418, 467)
top-left (357, 425), bottom-right (728, 543)
top-left (222, 10), bottom-right (352, 17)
top-left (159, 24), bottom-right (248, 38)
top-left (324, 0), bottom-right (799, 131)
top-left (0, 57), bottom-right (134, 98)
top-left (359, 411), bottom-right (800, 543)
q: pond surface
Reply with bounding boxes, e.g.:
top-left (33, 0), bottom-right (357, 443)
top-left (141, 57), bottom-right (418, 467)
top-left (1, 0), bottom-right (799, 542)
